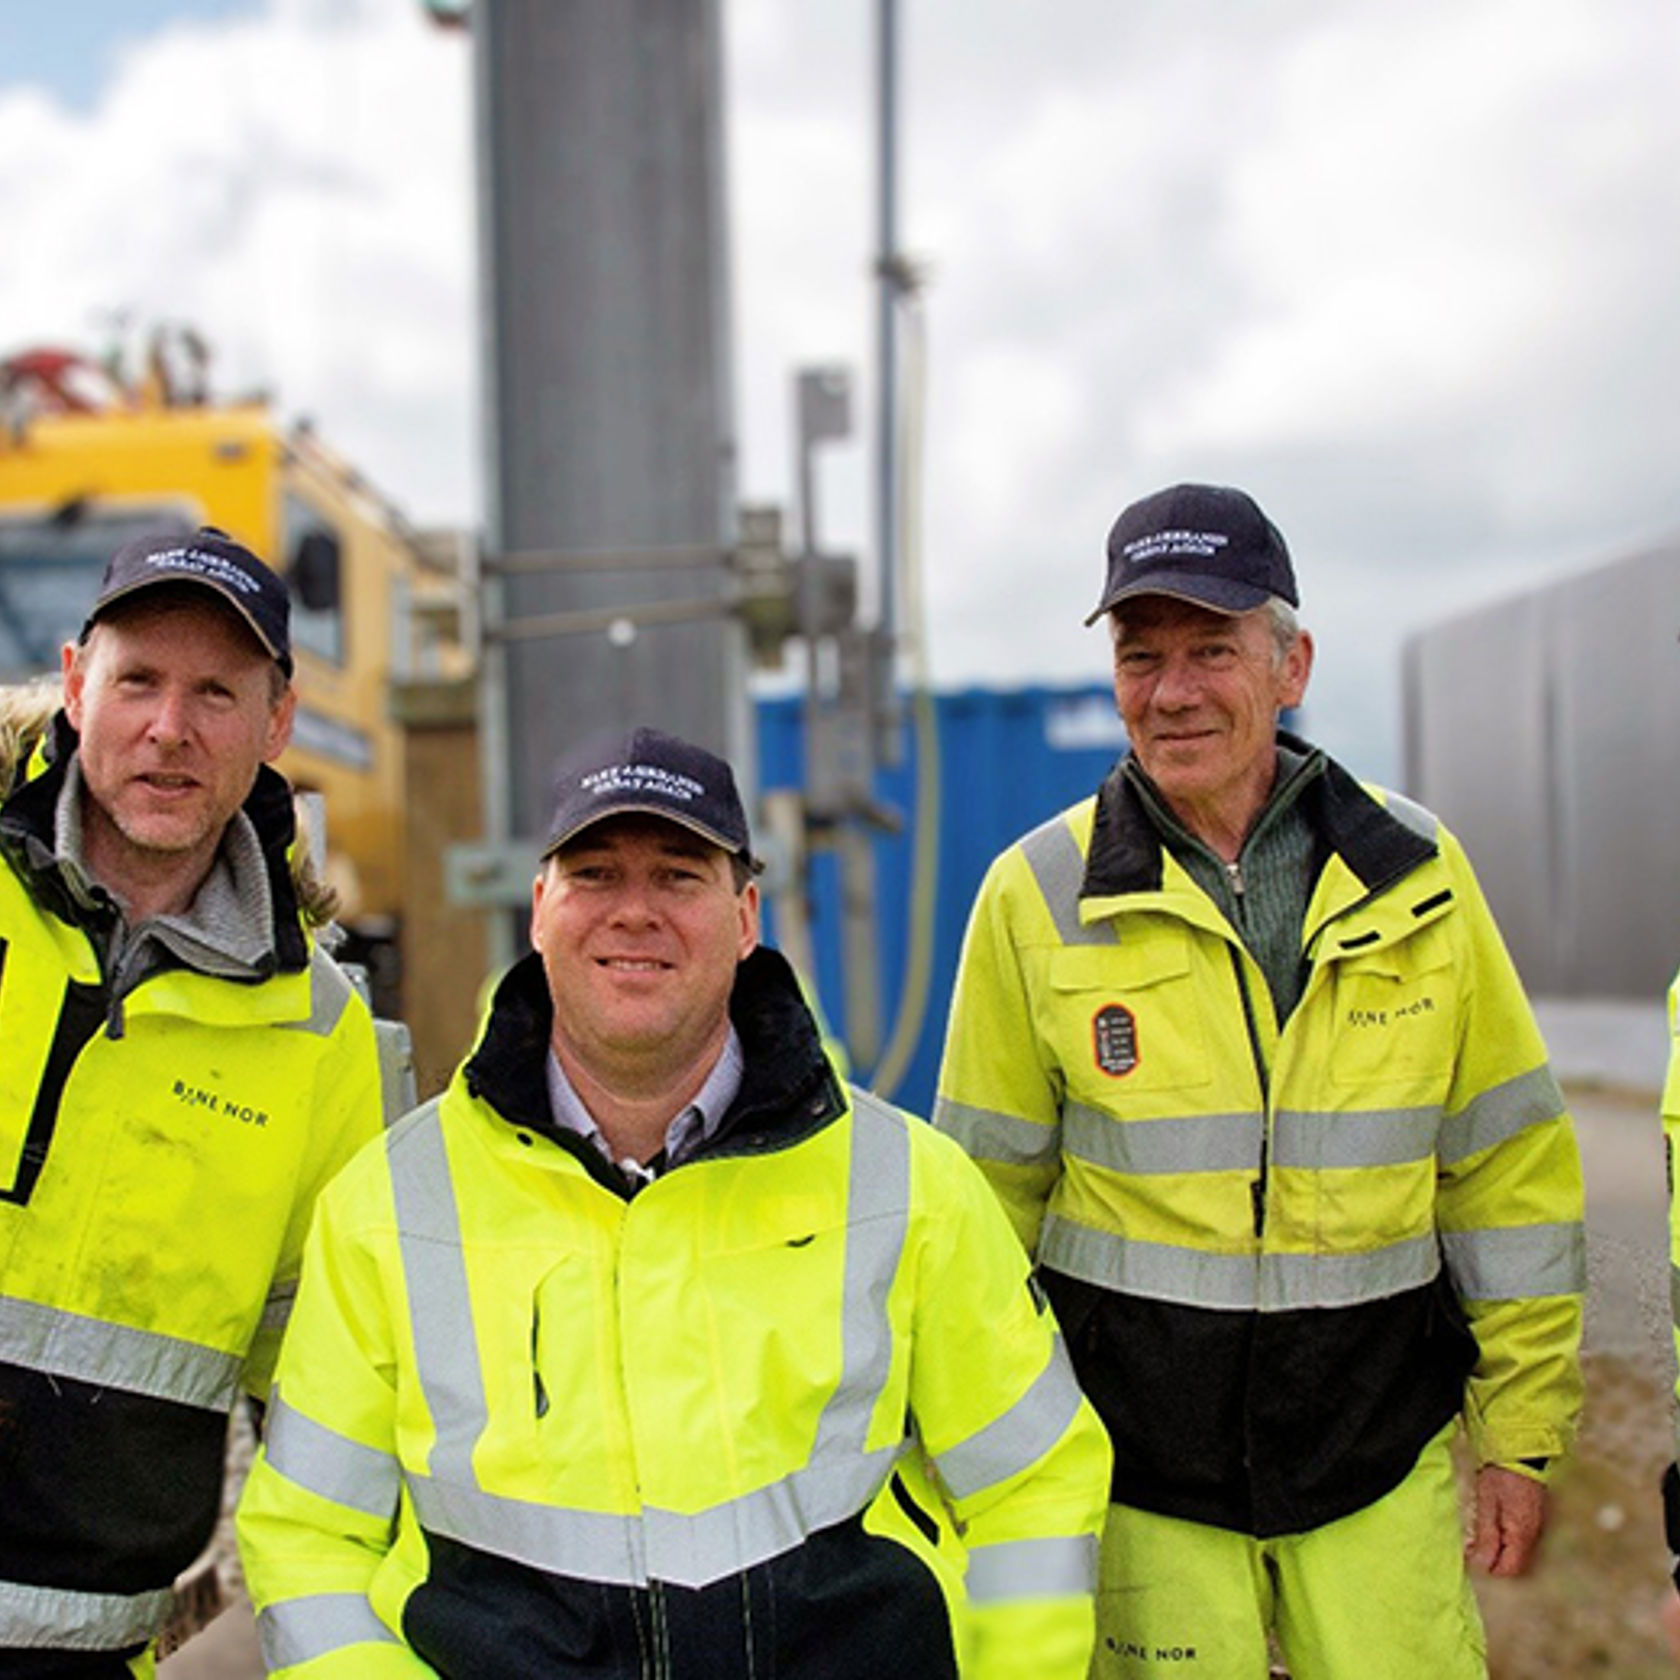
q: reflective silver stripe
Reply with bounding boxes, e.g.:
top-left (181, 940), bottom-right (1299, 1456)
top-left (1381, 791), bottom-right (1439, 841)
top-left (260, 1278), bottom-right (298, 1333)
top-left (1671, 1260), bottom-right (1680, 1330)
top-left (407, 1440), bottom-right (905, 1590)
top-left (1041, 1216), bottom-right (1441, 1311)
top-left (934, 1333), bottom-right (1084, 1502)
top-left (283, 948), bottom-right (355, 1038)
top-left (266, 1391), bottom-right (402, 1519)
top-left (0, 1293), bottom-right (240, 1410)
top-left (1272, 1105), bottom-right (1440, 1170)
top-left (257, 1593), bottom-right (400, 1670)
top-left (1020, 818), bottom-right (1115, 947)
top-left (0, 1576), bottom-right (174, 1650)
top-left (409, 1475), bottom-right (645, 1583)
top-left (1063, 1103), bottom-right (1261, 1175)
top-left (392, 1090), bottom-right (913, 1589)
top-left (1437, 1066), bottom-right (1566, 1166)
top-left (1069, 1105), bottom-right (1446, 1177)
top-left (966, 1533), bottom-right (1098, 1605)
top-left (817, 1090), bottom-right (911, 1462)
top-left (932, 1096), bottom-right (1060, 1168)
top-left (1260, 1236), bottom-right (1441, 1310)
top-left (387, 1103), bottom-right (488, 1483)
top-left (1441, 1221), bottom-right (1586, 1300)
top-left (642, 1446), bottom-right (902, 1586)
top-left (1043, 1217), bottom-right (1256, 1309)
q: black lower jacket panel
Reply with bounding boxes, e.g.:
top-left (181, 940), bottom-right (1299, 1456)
top-left (0, 1361), bottom-right (225, 1593)
top-left (1045, 1267), bottom-right (1477, 1536)
top-left (405, 1510), bottom-right (960, 1679)
top-left (0, 1645), bottom-right (148, 1678)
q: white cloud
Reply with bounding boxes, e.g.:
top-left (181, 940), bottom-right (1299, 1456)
top-left (828, 0), bottom-right (1680, 781)
top-left (0, 0), bottom-right (474, 525)
top-left (10, 0), bottom-right (1680, 786)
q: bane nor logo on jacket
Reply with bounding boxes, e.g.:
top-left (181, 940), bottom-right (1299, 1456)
top-left (1092, 1004), bottom-right (1139, 1077)
top-left (172, 1077), bottom-right (269, 1127)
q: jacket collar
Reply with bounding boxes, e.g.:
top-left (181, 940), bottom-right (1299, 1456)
top-left (463, 944), bottom-right (845, 1166)
top-left (0, 709), bottom-right (309, 973)
top-left (1083, 730), bottom-right (1436, 902)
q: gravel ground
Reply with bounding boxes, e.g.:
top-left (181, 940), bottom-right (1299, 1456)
top-left (1473, 1085), bottom-right (1678, 1678)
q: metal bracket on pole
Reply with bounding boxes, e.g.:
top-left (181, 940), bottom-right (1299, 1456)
top-left (446, 511), bottom-right (804, 910)
top-left (474, 517), bottom-right (803, 657)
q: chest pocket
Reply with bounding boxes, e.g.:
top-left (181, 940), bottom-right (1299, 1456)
top-left (1325, 926), bottom-right (1457, 1094)
top-left (1048, 933), bottom-right (1212, 1098)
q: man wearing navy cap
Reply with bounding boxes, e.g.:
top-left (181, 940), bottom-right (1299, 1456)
top-left (0, 527), bottom-right (384, 1674)
top-left (936, 484), bottom-right (1585, 1677)
top-left (238, 725), bottom-right (1112, 1679)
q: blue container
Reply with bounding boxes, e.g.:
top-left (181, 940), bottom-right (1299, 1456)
top-left (755, 683), bottom-right (1127, 1118)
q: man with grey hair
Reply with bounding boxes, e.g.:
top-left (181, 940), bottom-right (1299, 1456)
top-left (936, 482), bottom-right (1585, 1677)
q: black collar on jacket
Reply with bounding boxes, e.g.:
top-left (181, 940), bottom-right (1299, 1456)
top-left (0, 709), bottom-right (310, 973)
top-left (463, 943), bottom-right (847, 1184)
top-left (1082, 730), bottom-right (1437, 902)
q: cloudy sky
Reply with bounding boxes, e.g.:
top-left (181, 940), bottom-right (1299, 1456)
top-left (3, 0), bottom-right (1678, 783)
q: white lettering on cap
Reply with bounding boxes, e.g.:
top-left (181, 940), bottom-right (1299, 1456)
top-left (1124, 529), bottom-right (1231, 565)
top-left (581, 763), bottom-right (706, 803)
top-left (143, 547), bottom-right (262, 595)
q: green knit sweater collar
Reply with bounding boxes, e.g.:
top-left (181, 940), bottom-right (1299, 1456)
top-left (1123, 742), bottom-right (1327, 1024)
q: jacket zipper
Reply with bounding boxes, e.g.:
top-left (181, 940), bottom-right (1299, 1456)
top-left (649, 1579), bottom-right (671, 1680)
top-left (1228, 943), bottom-right (1270, 1238)
top-left (1219, 855), bottom-right (1272, 1236)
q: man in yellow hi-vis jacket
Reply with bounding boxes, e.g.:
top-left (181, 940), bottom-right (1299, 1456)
top-left (238, 725), bottom-right (1111, 1679)
top-left (0, 529), bottom-right (383, 1675)
top-left (936, 484), bottom-right (1584, 1679)
top-left (1658, 979), bottom-right (1680, 1635)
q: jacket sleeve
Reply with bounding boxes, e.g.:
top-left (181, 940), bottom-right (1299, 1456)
top-left (242, 955), bottom-right (387, 1401)
top-left (934, 846), bottom-right (1066, 1257)
top-left (237, 1144), bottom-right (432, 1677)
top-left (1432, 827), bottom-right (1585, 1473)
top-left (908, 1127), bottom-right (1111, 1680)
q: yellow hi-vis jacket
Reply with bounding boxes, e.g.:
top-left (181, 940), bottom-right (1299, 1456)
top-left (0, 737), bottom-right (383, 1661)
top-left (238, 947), bottom-right (1111, 1679)
top-left (935, 746), bottom-right (1584, 1537)
top-left (1659, 971), bottom-right (1680, 1567)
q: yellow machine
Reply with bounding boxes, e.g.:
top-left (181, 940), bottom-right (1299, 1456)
top-left (0, 340), bottom-right (468, 1010)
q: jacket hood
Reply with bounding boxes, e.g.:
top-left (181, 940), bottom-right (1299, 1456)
top-left (1085, 730), bottom-right (1437, 902)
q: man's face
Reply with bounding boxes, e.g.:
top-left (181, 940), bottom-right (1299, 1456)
top-left (531, 814), bottom-right (760, 1086)
top-left (63, 595), bottom-right (294, 891)
top-left (1112, 595), bottom-right (1312, 833)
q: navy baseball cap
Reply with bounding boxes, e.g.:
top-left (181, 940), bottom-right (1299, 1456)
top-left (541, 726), bottom-right (760, 868)
top-left (1085, 484), bottom-right (1298, 624)
top-left (83, 526), bottom-right (293, 676)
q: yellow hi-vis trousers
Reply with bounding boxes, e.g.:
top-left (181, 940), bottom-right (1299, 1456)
top-left (1092, 1424), bottom-right (1487, 1680)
